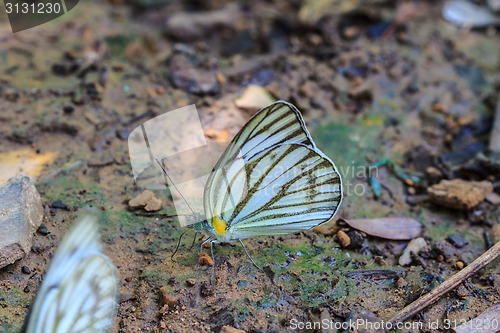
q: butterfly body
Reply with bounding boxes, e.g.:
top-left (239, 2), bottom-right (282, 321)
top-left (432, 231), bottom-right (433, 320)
top-left (197, 101), bottom-right (343, 245)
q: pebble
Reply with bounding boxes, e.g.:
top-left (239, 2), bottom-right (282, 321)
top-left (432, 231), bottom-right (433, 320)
top-left (336, 230), bottom-right (351, 248)
top-left (186, 278), bottom-right (196, 287)
top-left (346, 309), bottom-right (383, 333)
top-left (428, 179), bottom-right (493, 210)
top-left (399, 237), bottom-right (427, 266)
top-left (128, 190), bottom-right (162, 212)
top-left (486, 192), bottom-right (500, 205)
top-left (21, 266), bottom-right (31, 274)
top-left (63, 105), bottom-right (74, 114)
top-left (165, 4), bottom-right (239, 40)
top-left (221, 326), bottom-right (246, 333)
top-left (51, 199), bottom-right (69, 210)
top-left (167, 52), bottom-right (220, 96)
top-left (346, 230), bottom-right (364, 249)
top-left (396, 277), bottom-right (406, 288)
top-left (313, 222), bottom-right (340, 236)
top-left (115, 128), bottom-right (130, 141)
top-left (456, 261), bottom-right (464, 269)
top-left (0, 176), bottom-right (43, 268)
top-left (199, 252), bottom-right (213, 266)
top-left (37, 225), bottom-right (50, 236)
top-left (491, 224), bottom-right (500, 243)
top-left (447, 234), bottom-right (468, 248)
top-left (234, 85), bottom-right (274, 111)
top-left (159, 287), bottom-right (179, 308)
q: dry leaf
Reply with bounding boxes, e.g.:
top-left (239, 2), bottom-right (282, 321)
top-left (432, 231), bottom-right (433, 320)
top-left (345, 217), bottom-right (423, 240)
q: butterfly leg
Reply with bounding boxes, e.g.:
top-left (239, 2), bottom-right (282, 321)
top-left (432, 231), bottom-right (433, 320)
top-left (210, 240), bottom-right (215, 284)
top-left (239, 239), bottom-right (263, 272)
top-left (197, 237), bottom-right (211, 271)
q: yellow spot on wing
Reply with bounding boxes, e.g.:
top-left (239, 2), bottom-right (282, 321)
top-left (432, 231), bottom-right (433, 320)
top-left (213, 216), bottom-right (228, 235)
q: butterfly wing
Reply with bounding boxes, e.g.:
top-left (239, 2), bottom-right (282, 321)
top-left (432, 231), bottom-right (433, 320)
top-left (23, 215), bottom-right (117, 333)
top-left (204, 101), bottom-right (342, 240)
top-left (204, 101), bottom-right (320, 222)
top-left (221, 143), bottom-right (341, 239)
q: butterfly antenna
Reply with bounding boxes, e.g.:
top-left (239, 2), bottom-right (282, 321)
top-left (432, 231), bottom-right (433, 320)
top-left (189, 231), bottom-right (200, 250)
top-left (171, 229), bottom-right (187, 261)
top-left (154, 157), bottom-right (196, 216)
top-left (239, 239), bottom-right (263, 271)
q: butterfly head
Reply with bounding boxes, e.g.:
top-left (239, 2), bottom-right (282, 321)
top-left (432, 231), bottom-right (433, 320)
top-left (193, 215), bottom-right (229, 240)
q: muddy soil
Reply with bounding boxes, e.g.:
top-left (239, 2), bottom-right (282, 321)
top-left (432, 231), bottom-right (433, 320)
top-left (0, 1), bottom-right (499, 332)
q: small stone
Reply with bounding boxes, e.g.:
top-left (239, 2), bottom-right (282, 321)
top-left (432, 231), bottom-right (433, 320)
top-left (336, 230), bottom-right (351, 248)
top-left (167, 52), bottom-right (220, 96)
top-left (63, 105), bottom-right (74, 114)
top-left (346, 230), bottom-right (364, 249)
top-left (425, 166), bottom-right (442, 179)
top-left (21, 266), bottom-right (31, 274)
top-left (159, 287), bottom-right (179, 308)
top-left (0, 176), bottom-right (43, 268)
top-left (428, 179), bottom-right (493, 210)
top-left (221, 326), bottom-right (246, 333)
top-left (37, 225), bottom-right (49, 236)
top-left (456, 261), bottom-right (464, 269)
top-left (199, 252), bottom-right (213, 267)
top-left (313, 222), bottom-right (340, 236)
top-left (200, 281), bottom-right (213, 297)
top-left (346, 309), bottom-right (382, 332)
top-left (486, 192), bottom-right (500, 205)
top-left (115, 128), bottom-right (130, 141)
top-left (491, 224), bottom-right (500, 243)
top-left (374, 256), bottom-right (389, 266)
top-left (399, 237), bottom-right (427, 266)
top-left (447, 234), bottom-right (468, 248)
top-left (128, 190), bottom-right (162, 212)
top-left (348, 80), bottom-right (373, 100)
top-left (186, 278), bottom-right (196, 286)
top-left (51, 199), bottom-right (69, 210)
top-left (437, 254), bottom-right (444, 262)
top-left (234, 85), bottom-right (274, 111)
top-left (342, 26), bottom-right (361, 39)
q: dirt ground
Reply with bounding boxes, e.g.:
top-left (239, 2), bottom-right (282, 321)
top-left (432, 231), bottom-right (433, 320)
top-left (0, 0), bottom-right (499, 332)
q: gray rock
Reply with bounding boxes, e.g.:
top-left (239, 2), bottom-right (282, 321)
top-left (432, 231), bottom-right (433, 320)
top-left (0, 176), bottom-right (43, 268)
top-left (167, 50), bottom-right (220, 96)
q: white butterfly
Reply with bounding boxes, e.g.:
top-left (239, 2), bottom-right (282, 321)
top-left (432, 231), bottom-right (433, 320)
top-left (22, 215), bottom-right (117, 333)
top-left (165, 101), bottom-right (343, 278)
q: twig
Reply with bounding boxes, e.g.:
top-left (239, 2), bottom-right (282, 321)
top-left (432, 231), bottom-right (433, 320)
top-left (388, 240), bottom-right (500, 325)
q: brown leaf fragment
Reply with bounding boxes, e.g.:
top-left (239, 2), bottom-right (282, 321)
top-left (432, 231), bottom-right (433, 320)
top-left (428, 179), bottom-right (493, 210)
top-left (344, 217), bottom-right (423, 240)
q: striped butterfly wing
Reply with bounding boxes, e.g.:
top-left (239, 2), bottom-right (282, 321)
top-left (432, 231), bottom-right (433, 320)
top-left (204, 101), bottom-right (318, 223)
top-left (23, 215), bottom-right (117, 333)
top-left (204, 101), bottom-right (342, 239)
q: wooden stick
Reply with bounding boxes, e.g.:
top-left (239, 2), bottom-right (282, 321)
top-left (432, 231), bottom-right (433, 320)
top-left (388, 240), bottom-right (500, 325)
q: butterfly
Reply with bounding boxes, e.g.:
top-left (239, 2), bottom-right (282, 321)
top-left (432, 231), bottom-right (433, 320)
top-left (158, 101), bottom-right (342, 281)
top-left (22, 214), bottom-right (117, 333)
